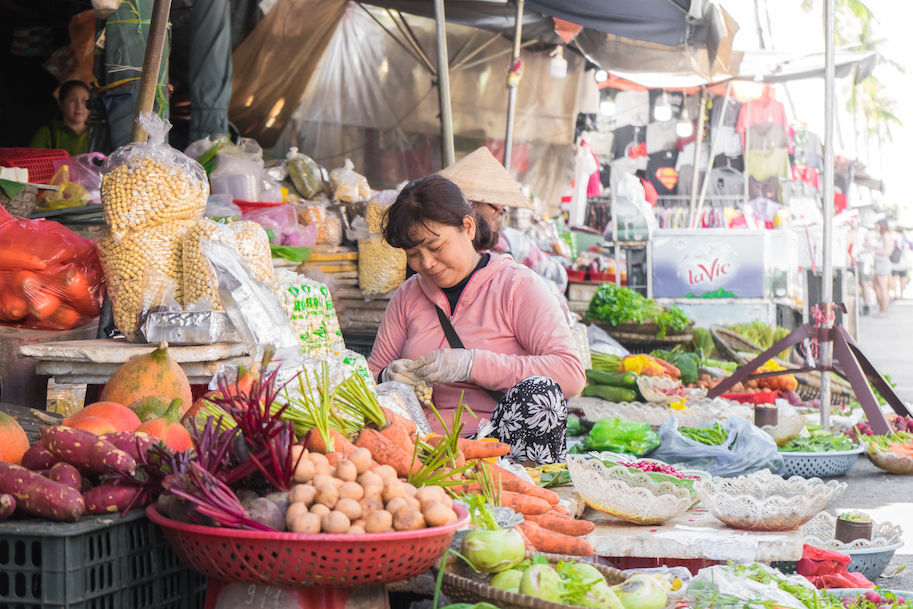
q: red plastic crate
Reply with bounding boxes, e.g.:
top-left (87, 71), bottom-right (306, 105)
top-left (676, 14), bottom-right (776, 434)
top-left (720, 390), bottom-right (780, 405)
top-left (0, 147), bottom-right (69, 184)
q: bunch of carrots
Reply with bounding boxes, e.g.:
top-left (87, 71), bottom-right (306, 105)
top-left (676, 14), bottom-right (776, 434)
top-left (0, 210), bottom-right (103, 330)
top-left (289, 371), bottom-right (595, 556)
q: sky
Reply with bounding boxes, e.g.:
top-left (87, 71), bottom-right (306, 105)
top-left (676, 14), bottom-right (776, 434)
top-left (718, 0), bottom-right (913, 214)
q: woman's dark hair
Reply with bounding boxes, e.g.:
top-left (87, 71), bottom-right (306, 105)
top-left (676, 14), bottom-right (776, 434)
top-left (383, 174), bottom-right (498, 251)
top-left (59, 80), bottom-right (90, 102)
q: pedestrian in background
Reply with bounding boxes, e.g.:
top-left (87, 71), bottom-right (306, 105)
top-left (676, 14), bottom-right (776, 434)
top-left (872, 219), bottom-right (895, 318)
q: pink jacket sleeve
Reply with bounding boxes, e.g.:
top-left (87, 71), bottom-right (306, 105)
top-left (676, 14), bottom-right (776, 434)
top-left (469, 272), bottom-right (585, 398)
top-left (367, 287), bottom-right (408, 380)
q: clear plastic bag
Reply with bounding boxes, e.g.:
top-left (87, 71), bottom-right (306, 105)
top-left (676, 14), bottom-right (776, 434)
top-left (210, 140), bottom-right (265, 202)
top-left (285, 147), bottom-right (324, 199)
top-left (45, 152), bottom-right (105, 206)
top-left (329, 159), bottom-right (371, 203)
top-left (182, 219), bottom-right (239, 311)
top-left (243, 204), bottom-right (298, 244)
top-left (650, 416), bottom-right (784, 478)
top-left (202, 239), bottom-right (299, 364)
top-left (375, 382), bottom-right (433, 436)
top-left (686, 564), bottom-right (812, 609)
top-left (101, 112), bottom-right (208, 237)
top-left (204, 194), bottom-right (242, 219)
top-left (296, 199), bottom-right (343, 246)
top-left (38, 166), bottom-right (90, 209)
top-left (0, 206), bottom-right (103, 330)
top-left (587, 323), bottom-right (629, 357)
top-left (358, 236), bottom-right (406, 296)
top-left (274, 270), bottom-right (345, 358)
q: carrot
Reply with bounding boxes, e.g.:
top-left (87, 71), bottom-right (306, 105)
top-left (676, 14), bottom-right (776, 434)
top-left (0, 462), bottom-right (85, 521)
top-left (478, 462), bottom-right (560, 506)
top-left (354, 428), bottom-right (414, 478)
top-left (378, 421), bottom-right (415, 455)
top-left (549, 504), bottom-right (570, 516)
top-left (516, 521), bottom-right (595, 556)
top-left (456, 438), bottom-right (511, 460)
top-left (26, 289), bottom-right (60, 320)
top-left (499, 489), bottom-right (550, 515)
top-left (61, 270), bottom-right (100, 316)
top-left (42, 305), bottom-right (82, 331)
top-left (304, 428), bottom-right (358, 457)
top-left (650, 356), bottom-right (681, 379)
top-left (0, 292), bottom-right (28, 322)
top-left (525, 512), bottom-right (595, 537)
top-left (889, 442), bottom-right (913, 458)
top-left (380, 407), bottom-right (417, 435)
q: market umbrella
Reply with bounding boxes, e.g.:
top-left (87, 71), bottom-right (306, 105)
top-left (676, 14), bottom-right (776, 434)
top-left (437, 146), bottom-right (535, 209)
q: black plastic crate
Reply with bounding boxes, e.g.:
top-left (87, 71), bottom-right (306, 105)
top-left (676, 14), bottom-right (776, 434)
top-left (0, 510), bottom-right (206, 609)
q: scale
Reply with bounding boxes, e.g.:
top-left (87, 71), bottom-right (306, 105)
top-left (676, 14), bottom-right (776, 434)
top-left (146, 504), bottom-right (468, 609)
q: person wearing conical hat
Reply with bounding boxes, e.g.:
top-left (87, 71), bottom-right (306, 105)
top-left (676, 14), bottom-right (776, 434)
top-left (367, 173), bottom-right (585, 465)
top-left (439, 147), bottom-right (569, 294)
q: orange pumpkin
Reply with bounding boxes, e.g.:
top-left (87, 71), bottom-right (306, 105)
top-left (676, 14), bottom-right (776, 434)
top-left (100, 342), bottom-right (192, 415)
top-left (0, 411), bottom-right (29, 465)
top-left (62, 401), bottom-right (141, 432)
top-left (68, 416), bottom-right (118, 435)
top-left (135, 399), bottom-right (193, 452)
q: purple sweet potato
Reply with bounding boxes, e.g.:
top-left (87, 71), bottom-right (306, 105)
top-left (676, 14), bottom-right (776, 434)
top-left (0, 462), bottom-right (85, 521)
top-left (21, 442), bottom-right (59, 470)
top-left (40, 425), bottom-right (136, 476)
top-left (47, 462), bottom-right (82, 491)
top-left (0, 493), bottom-right (15, 521)
top-left (98, 431), bottom-right (158, 462)
top-left (83, 483), bottom-right (143, 514)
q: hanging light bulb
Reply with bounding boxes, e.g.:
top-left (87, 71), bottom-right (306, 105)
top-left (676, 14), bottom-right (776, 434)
top-left (550, 47), bottom-right (567, 79)
top-left (675, 106), bottom-right (693, 137)
top-left (599, 98), bottom-right (616, 116)
top-left (594, 68), bottom-right (608, 83)
top-left (653, 91), bottom-right (672, 122)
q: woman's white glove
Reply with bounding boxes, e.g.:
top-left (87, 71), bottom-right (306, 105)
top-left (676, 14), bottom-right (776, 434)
top-left (382, 358), bottom-right (421, 386)
top-left (414, 349), bottom-right (475, 384)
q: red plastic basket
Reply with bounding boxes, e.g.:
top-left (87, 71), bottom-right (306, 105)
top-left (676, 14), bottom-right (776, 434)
top-left (0, 147), bottom-right (69, 184)
top-left (146, 503), bottom-right (469, 587)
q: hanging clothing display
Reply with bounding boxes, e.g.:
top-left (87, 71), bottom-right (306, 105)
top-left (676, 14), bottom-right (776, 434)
top-left (611, 125), bottom-right (647, 163)
top-left (645, 150), bottom-right (679, 196)
top-left (646, 121), bottom-right (678, 154)
top-left (614, 90), bottom-right (650, 126)
top-left (713, 154), bottom-right (744, 173)
top-left (713, 126), bottom-right (743, 156)
top-left (791, 163), bottom-right (820, 191)
top-left (748, 176), bottom-right (780, 201)
top-left (676, 140), bottom-right (711, 172)
top-left (648, 90), bottom-right (684, 120)
top-left (708, 167), bottom-right (745, 198)
top-left (710, 95), bottom-right (741, 128)
top-left (745, 123), bottom-right (789, 150)
top-left (746, 148), bottom-right (790, 181)
top-left (736, 97), bottom-right (787, 148)
top-left (791, 126), bottom-right (823, 170)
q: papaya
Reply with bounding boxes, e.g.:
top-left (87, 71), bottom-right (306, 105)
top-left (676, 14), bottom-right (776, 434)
top-left (129, 396), bottom-right (172, 423)
top-left (100, 342), bottom-right (192, 415)
top-left (68, 416), bottom-right (118, 436)
top-left (135, 399), bottom-right (193, 452)
top-left (0, 411), bottom-right (29, 465)
top-left (62, 401), bottom-right (141, 432)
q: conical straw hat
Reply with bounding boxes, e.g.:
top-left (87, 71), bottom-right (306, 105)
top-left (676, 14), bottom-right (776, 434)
top-left (438, 147), bottom-right (534, 209)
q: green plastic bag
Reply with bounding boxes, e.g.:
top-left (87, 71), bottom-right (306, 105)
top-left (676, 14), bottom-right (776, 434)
top-left (581, 417), bottom-right (660, 456)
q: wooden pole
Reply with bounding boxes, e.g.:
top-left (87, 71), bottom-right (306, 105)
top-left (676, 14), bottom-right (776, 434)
top-left (131, 0), bottom-right (173, 143)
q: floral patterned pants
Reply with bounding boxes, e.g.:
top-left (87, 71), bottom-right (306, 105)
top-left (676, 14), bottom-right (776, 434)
top-left (485, 376), bottom-right (567, 465)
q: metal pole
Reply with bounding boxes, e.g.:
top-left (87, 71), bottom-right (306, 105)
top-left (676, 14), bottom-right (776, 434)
top-left (503, 0), bottom-right (524, 171)
top-left (820, 0), bottom-right (837, 427)
top-left (687, 86), bottom-right (709, 217)
top-left (692, 80), bottom-right (732, 228)
top-left (131, 0), bottom-right (173, 143)
top-left (433, 0), bottom-right (455, 167)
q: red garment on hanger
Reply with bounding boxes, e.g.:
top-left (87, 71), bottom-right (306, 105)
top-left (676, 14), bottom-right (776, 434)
top-left (791, 163), bottom-right (820, 190)
top-left (639, 177), bottom-right (658, 206)
top-left (736, 98), bottom-right (787, 148)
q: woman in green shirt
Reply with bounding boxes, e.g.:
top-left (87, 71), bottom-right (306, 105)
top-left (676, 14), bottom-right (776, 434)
top-left (29, 81), bottom-right (90, 156)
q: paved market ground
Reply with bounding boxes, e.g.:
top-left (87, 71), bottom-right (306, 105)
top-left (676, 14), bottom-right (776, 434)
top-left (834, 300), bottom-right (913, 589)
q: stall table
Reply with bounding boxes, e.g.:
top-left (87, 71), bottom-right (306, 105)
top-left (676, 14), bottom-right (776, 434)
top-left (19, 339), bottom-right (247, 388)
top-left (555, 486), bottom-right (804, 570)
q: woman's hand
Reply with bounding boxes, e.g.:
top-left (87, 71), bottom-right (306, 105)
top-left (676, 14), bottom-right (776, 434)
top-left (382, 359), bottom-right (421, 386)
top-left (414, 349), bottom-right (474, 384)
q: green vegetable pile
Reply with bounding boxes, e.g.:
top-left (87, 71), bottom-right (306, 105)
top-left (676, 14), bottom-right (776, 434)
top-left (679, 422), bottom-right (729, 446)
top-left (572, 417), bottom-right (661, 456)
top-left (587, 283), bottom-right (692, 339)
top-left (779, 432), bottom-right (855, 453)
top-left (726, 321), bottom-right (791, 360)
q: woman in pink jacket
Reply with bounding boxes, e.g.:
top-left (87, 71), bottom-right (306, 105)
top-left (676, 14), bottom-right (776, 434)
top-left (367, 175), bottom-right (585, 465)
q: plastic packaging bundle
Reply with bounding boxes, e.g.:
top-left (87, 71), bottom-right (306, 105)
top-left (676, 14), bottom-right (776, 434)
top-left (101, 113), bottom-right (208, 237)
top-left (651, 416), bottom-right (784, 477)
top-left (209, 138), bottom-right (265, 202)
top-left (329, 159), bottom-right (371, 203)
top-left (98, 220), bottom-right (193, 340)
top-left (274, 270), bottom-right (345, 358)
top-left (182, 219), bottom-right (239, 310)
top-left (0, 206), bottom-right (103, 330)
top-left (230, 221), bottom-right (277, 285)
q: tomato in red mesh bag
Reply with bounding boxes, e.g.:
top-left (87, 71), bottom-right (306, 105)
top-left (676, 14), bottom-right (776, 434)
top-left (0, 206), bottom-right (103, 330)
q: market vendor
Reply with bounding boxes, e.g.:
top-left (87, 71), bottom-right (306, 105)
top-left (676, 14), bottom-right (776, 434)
top-left (29, 80), bottom-right (90, 156)
top-left (439, 146), bottom-right (569, 294)
top-left (367, 175), bottom-right (585, 465)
